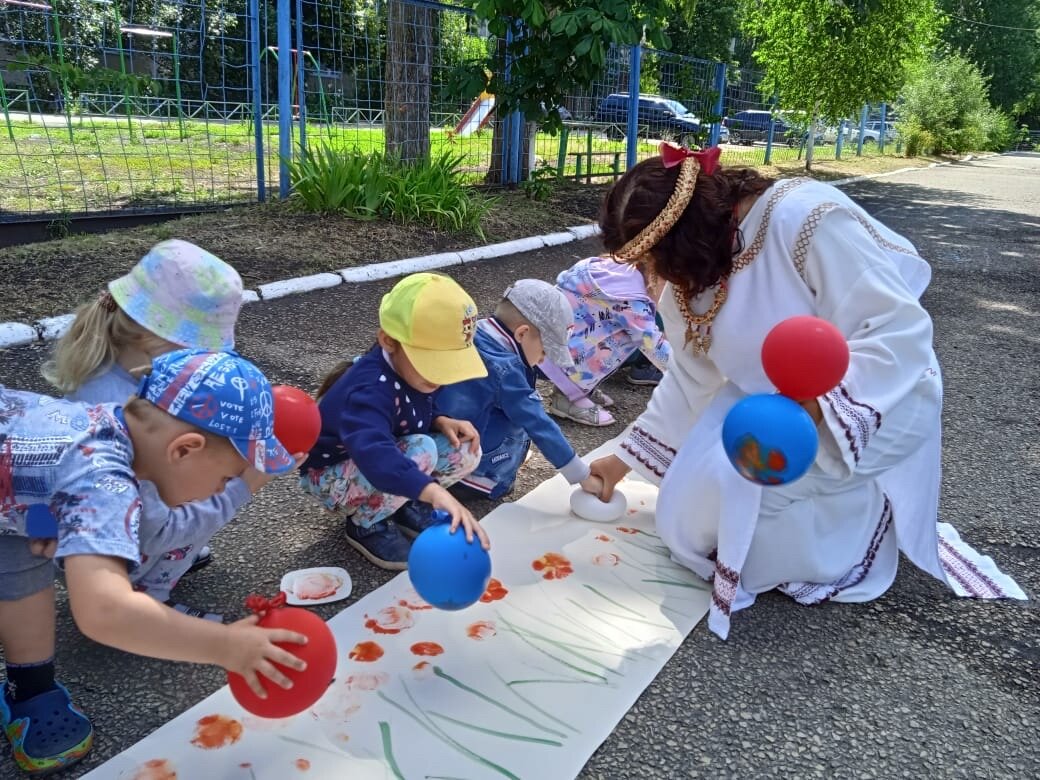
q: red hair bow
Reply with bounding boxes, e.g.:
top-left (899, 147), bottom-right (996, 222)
top-left (660, 142), bottom-right (721, 175)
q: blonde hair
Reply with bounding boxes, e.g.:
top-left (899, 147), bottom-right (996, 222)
top-left (123, 396), bottom-right (239, 456)
top-left (42, 297), bottom-right (172, 394)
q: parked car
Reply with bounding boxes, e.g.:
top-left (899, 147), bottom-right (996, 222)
top-left (723, 110), bottom-right (799, 147)
top-left (594, 93), bottom-right (702, 146)
top-left (856, 121), bottom-right (898, 145)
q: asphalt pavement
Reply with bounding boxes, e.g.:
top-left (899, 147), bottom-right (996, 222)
top-left (0, 154), bottom-right (1037, 779)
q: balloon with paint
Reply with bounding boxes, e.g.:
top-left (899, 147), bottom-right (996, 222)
top-left (272, 385), bottom-right (322, 455)
top-left (227, 593), bottom-right (337, 719)
top-left (408, 511), bottom-right (492, 611)
top-left (722, 393), bottom-right (818, 486)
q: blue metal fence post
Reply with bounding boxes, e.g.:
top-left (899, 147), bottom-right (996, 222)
top-left (626, 44), bottom-right (641, 170)
top-left (856, 104), bottom-right (868, 156)
top-left (277, 0), bottom-right (292, 198)
top-left (295, 0), bottom-right (306, 153)
top-left (835, 119), bottom-right (846, 160)
top-left (764, 97), bottom-right (777, 164)
top-left (502, 24), bottom-right (514, 184)
top-left (249, 0), bottom-right (265, 202)
top-left (709, 60), bottom-right (726, 147)
top-left (879, 102), bottom-right (887, 154)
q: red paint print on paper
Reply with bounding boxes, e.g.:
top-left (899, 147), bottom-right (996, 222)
top-left (532, 552), bottom-right (574, 580)
top-left (190, 715), bottom-right (243, 750)
top-left (364, 605), bottom-right (415, 635)
top-left (467, 620), bottom-right (497, 640)
top-left (348, 641), bottom-right (384, 662)
top-left (479, 577), bottom-right (509, 603)
top-left (410, 642), bottom-right (444, 656)
top-left (131, 758), bottom-right (177, 780)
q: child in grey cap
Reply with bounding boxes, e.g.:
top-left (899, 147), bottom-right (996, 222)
top-left (435, 279), bottom-right (603, 500)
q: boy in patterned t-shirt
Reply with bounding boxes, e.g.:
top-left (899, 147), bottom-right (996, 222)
top-left (0, 349), bottom-right (307, 777)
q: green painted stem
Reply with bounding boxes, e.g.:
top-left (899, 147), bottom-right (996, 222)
top-left (490, 666), bottom-right (581, 735)
top-left (428, 711), bottom-right (563, 746)
top-left (378, 722), bottom-right (406, 780)
top-left (583, 584), bottom-right (645, 617)
top-left (432, 666), bottom-right (568, 738)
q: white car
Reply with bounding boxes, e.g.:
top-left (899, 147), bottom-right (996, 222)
top-left (854, 121), bottom-right (898, 145)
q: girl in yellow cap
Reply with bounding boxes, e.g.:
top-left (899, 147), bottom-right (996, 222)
top-left (299, 273), bottom-right (491, 570)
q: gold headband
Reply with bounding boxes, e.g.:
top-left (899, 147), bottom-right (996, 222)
top-left (615, 156), bottom-right (700, 261)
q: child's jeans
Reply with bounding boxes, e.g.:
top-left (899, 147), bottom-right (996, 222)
top-left (299, 433), bottom-right (480, 527)
top-left (456, 432), bottom-right (531, 500)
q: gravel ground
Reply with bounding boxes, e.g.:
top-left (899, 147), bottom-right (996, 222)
top-left (0, 153), bottom-right (1036, 779)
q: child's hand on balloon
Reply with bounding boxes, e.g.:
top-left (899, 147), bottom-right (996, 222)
top-left (579, 474), bottom-right (604, 497)
top-left (223, 615), bottom-right (309, 698)
top-left (420, 483), bottom-right (490, 550)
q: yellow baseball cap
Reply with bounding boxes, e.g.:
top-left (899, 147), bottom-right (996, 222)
top-left (379, 273), bottom-right (488, 386)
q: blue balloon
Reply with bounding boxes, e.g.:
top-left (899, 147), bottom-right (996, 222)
top-left (408, 510), bottom-right (492, 611)
top-left (721, 394), bottom-right (819, 486)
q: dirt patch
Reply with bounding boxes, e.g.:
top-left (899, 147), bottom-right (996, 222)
top-left (0, 183), bottom-right (610, 323)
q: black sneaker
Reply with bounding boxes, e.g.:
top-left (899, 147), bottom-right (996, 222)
top-left (186, 546), bottom-right (213, 574)
top-left (344, 519), bottom-right (411, 570)
top-left (390, 501), bottom-right (447, 539)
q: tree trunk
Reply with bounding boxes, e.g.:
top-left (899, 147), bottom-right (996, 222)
top-left (385, 0), bottom-right (433, 162)
top-left (804, 101), bottom-right (820, 171)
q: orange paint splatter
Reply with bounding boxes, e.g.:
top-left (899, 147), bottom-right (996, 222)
top-left (190, 715), bottom-right (243, 750)
top-left (295, 758), bottom-right (311, 771)
top-left (364, 605), bottom-right (415, 635)
top-left (626, 508), bottom-right (638, 515)
top-left (531, 552), bottom-right (574, 580)
top-left (467, 620), bottom-right (497, 640)
top-left (616, 527), bottom-right (638, 534)
top-left (410, 641), bottom-right (444, 656)
top-left (131, 758), bottom-right (177, 780)
top-left (479, 577), bottom-right (509, 603)
top-left (595, 534), bottom-right (612, 542)
top-left (348, 641), bottom-right (384, 662)
top-left (397, 598), bottom-right (432, 611)
top-left (412, 661), bottom-right (433, 680)
top-left (345, 672), bottom-right (389, 691)
top-left (239, 764), bottom-right (252, 769)
top-left (592, 553), bottom-right (620, 567)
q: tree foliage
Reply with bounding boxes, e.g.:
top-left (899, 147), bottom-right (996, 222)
top-left (936, 0), bottom-right (1040, 121)
top-left (898, 52), bottom-right (1016, 153)
top-left (452, 0), bottom-right (691, 130)
top-left (740, 0), bottom-right (941, 121)
top-left (666, 0), bottom-right (741, 63)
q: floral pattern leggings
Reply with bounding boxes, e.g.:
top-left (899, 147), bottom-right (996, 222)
top-left (299, 433), bottom-right (480, 528)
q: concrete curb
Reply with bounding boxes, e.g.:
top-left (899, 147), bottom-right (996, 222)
top-left (0, 154), bottom-right (1005, 350)
top-left (0, 226), bottom-right (599, 348)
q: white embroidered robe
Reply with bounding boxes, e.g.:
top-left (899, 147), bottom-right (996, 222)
top-left (615, 178), bottom-right (1025, 639)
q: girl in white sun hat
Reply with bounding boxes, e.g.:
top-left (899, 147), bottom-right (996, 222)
top-left (42, 238), bottom-right (271, 621)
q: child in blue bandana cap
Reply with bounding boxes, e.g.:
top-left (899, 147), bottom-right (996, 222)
top-left (1, 350), bottom-right (306, 777)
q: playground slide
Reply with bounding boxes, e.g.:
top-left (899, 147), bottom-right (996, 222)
top-left (454, 93), bottom-right (495, 137)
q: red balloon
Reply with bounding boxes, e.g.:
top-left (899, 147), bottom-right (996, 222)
top-left (227, 596), bottom-right (337, 719)
top-left (761, 316), bottom-right (849, 400)
top-left (272, 385), bottom-right (322, 455)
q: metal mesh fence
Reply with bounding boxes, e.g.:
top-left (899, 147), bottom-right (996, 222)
top-left (1, 1), bottom-right (907, 223)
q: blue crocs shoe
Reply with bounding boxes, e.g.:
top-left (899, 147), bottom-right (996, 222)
top-left (1, 684), bottom-right (93, 776)
top-left (625, 363), bottom-right (663, 386)
top-left (390, 501), bottom-right (444, 539)
top-left (344, 519), bottom-right (412, 571)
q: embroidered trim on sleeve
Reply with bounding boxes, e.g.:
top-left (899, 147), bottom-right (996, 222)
top-left (620, 425), bottom-right (676, 478)
top-left (822, 383), bottom-right (883, 465)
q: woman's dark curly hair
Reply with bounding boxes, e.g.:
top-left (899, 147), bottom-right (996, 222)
top-left (599, 158), bottom-right (775, 299)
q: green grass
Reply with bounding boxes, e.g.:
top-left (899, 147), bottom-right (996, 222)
top-left (0, 112), bottom-right (904, 217)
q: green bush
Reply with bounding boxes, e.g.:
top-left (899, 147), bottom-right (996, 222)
top-left (287, 146), bottom-right (494, 235)
top-left (899, 121), bottom-right (936, 157)
top-left (900, 53), bottom-right (1011, 154)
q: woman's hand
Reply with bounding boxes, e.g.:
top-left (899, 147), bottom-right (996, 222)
top-left (222, 615), bottom-right (310, 698)
top-left (588, 455), bottom-right (631, 501)
top-left (419, 483), bottom-right (490, 550)
top-left (798, 398), bottom-right (824, 426)
top-left (433, 416), bottom-right (481, 455)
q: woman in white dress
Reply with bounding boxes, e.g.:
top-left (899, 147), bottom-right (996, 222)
top-left (589, 143), bottom-right (1024, 638)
